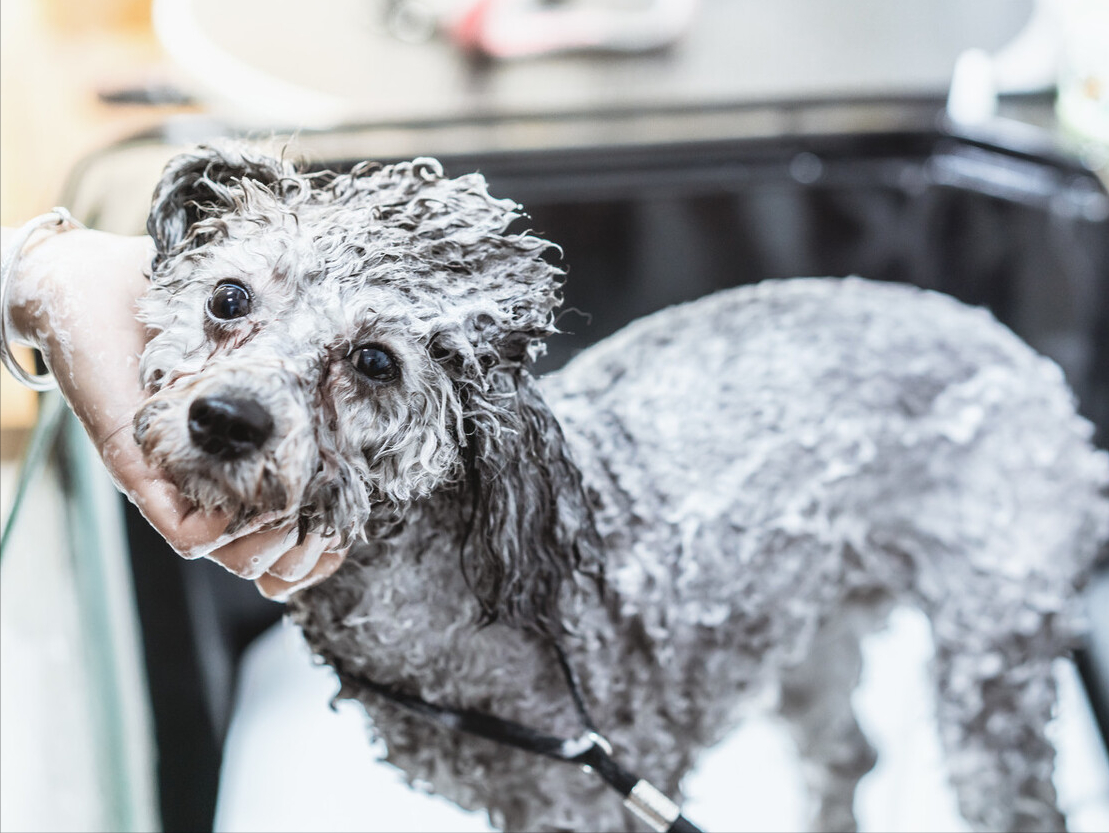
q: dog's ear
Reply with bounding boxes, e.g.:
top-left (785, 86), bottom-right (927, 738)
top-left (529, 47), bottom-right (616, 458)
top-left (354, 160), bottom-right (566, 369)
top-left (147, 144), bottom-right (294, 263)
top-left (459, 370), bottom-right (603, 638)
top-left (441, 229), bottom-right (566, 374)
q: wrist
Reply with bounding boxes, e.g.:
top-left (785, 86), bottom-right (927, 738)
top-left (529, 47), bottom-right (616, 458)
top-left (1, 209), bottom-right (87, 391)
top-left (3, 224), bottom-right (66, 344)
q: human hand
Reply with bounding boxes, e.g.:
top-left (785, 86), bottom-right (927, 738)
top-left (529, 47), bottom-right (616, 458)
top-left (4, 225), bottom-right (347, 599)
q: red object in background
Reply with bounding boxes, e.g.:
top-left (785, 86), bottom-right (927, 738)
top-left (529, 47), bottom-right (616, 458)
top-left (446, 0), bottom-right (699, 60)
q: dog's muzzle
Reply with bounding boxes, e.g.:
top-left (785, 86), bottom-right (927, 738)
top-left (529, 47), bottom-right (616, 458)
top-left (187, 395), bottom-right (274, 460)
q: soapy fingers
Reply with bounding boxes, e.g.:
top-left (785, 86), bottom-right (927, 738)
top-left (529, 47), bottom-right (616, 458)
top-left (4, 226), bottom-right (349, 595)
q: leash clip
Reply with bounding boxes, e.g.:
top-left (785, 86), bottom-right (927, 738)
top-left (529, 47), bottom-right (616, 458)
top-left (623, 779), bottom-right (682, 832)
top-left (573, 730), bottom-right (613, 774)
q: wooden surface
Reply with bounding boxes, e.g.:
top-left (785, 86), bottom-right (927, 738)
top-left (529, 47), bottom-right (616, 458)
top-left (0, 0), bottom-right (197, 458)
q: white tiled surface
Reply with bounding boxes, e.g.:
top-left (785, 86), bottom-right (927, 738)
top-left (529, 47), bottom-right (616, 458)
top-left (214, 620), bottom-right (493, 833)
top-left (216, 608), bottom-right (1109, 833)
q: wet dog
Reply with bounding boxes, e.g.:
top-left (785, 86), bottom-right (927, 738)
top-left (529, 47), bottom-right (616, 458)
top-left (135, 144), bottom-right (1109, 831)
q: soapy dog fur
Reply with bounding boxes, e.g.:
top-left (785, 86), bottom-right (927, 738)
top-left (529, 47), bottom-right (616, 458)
top-left (135, 143), bottom-right (1109, 832)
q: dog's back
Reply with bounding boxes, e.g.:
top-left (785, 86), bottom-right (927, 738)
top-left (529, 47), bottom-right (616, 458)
top-left (542, 276), bottom-right (1109, 830)
top-left (548, 277), bottom-right (1107, 603)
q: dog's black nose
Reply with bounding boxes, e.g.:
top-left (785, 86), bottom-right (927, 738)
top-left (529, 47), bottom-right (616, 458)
top-left (188, 396), bottom-right (274, 460)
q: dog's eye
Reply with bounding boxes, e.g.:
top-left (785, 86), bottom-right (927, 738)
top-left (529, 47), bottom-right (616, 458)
top-left (352, 345), bottom-right (398, 382)
top-left (208, 282), bottom-right (252, 320)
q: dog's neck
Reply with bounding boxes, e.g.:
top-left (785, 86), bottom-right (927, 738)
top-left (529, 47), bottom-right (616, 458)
top-left (294, 487), bottom-right (595, 731)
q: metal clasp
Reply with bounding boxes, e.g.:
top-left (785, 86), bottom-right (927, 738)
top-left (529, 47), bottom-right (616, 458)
top-left (623, 779), bottom-right (681, 832)
top-left (577, 731), bottom-right (613, 774)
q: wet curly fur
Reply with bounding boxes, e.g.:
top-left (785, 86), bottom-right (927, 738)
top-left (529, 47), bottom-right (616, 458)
top-left (135, 144), bottom-right (1109, 832)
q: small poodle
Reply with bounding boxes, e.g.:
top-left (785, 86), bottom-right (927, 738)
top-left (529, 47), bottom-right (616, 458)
top-left (134, 144), bottom-right (1109, 832)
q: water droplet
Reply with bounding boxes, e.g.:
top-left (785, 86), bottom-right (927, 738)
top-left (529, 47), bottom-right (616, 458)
top-left (789, 152), bottom-right (823, 184)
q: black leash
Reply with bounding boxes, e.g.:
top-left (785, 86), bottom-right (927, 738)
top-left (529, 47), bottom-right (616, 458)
top-left (329, 643), bottom-right (704, 833)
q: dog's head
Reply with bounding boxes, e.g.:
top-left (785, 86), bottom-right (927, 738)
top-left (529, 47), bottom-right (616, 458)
top-left (135, 144), bottom-right (599, 633)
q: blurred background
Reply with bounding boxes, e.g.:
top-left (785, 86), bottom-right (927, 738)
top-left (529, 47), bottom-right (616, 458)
top-left (1, 1), bottom-right (1108, 831)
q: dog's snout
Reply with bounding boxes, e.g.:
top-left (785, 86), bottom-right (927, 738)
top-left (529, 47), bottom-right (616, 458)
top-left (188, 396), bottom-right (274, 460)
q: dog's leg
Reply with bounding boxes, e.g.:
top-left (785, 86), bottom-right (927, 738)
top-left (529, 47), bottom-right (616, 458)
top-left (778, 610), bottom-right (880, 833)
top-left (926, 581), bottom-right (1067, 833)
